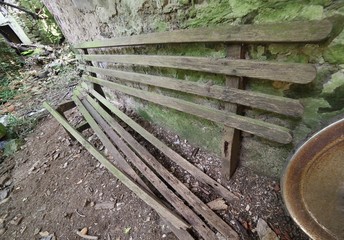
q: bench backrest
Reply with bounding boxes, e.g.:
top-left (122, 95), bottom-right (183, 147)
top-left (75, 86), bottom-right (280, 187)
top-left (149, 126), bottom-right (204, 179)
top-left (74, 19), bottom-right (333, 145)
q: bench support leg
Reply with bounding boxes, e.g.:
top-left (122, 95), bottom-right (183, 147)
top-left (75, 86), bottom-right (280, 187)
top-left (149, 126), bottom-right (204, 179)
top-left (222, 44), bottom-right (244, 179)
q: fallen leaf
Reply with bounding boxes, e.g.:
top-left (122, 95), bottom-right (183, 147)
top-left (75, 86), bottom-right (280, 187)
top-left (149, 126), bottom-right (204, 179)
top-left (124, 227), bottom-right (131, 234)
top-left (206, 198), bottom-right (228, 211)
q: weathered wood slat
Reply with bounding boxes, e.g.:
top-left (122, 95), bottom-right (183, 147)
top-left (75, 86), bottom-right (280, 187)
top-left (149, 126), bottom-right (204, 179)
top-left (83, 76), bottom-right (292, 144)
top-left (78, 95), bottom-right (219, 240)
top-left (222, 45), bottom-right (243, 179)
top-left (79, 65), bottom-right (304, 117)
top-left (74, 19), bottom-right (332, 49)
top-left (80, 82), bottom-right (239, 202)
top-left (82, 92), bottom-right (239, 239)
top-left (72, 95), bottom-right (147, 188)
top-left (77, 54), bottom-right (316, 84)
top-left (43, 102), bottom-right (190, 231)
top-left (73, 92), bottom-right (194, 240)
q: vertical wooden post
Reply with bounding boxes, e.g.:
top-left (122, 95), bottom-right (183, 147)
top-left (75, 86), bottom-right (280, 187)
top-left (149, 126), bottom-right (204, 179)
top-left (82, 49), bottom-right (107, 98)
top-left (82, 48), bottom-right (110, 113)
top-left (221, 45), bottom-right (244, 179)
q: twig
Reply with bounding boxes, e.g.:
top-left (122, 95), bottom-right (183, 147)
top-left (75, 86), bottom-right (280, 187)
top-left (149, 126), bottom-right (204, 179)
top-left (75, 209), bottom-right (85, 217)
top-left (76, 230), bottom-right (98, 240)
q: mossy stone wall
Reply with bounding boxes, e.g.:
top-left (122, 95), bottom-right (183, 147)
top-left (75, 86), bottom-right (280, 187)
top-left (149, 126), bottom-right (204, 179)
top-left (43, 0), bottom-right (344, 177)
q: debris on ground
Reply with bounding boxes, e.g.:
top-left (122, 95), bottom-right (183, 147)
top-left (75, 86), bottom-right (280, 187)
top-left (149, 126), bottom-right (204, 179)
top-left (254, 218), bottom-right (279, 240)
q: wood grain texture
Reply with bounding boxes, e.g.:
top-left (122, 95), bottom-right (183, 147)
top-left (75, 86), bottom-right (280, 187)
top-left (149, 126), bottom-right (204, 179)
top-left (83, 93), bottom-right (239, 239)
top-left (43, 102), bottom-right (190, 230)
top-left (222, 45), bottom-right (243, 179)
top-left (77, 54), bottom-right (316, 84)
top-left (74, 19), bottom-right (332, 49)
top-left (81, 83), bottom-right (239, 202)
top-left (76, 94), bottom-right (204, 239)
top-left (83, 76), bottom-right (292, 144)
top-left (79, 65), bottom-right (304, 117)
top-left (72, 93), bottom-right (147, 188)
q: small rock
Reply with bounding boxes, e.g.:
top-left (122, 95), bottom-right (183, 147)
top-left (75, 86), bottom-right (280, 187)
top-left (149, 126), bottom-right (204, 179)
top-left (206, 198), bottom-right (228, 211)
top-left (80, 227), bottom-right (88, 235)
top-left (0, 189), bottom-right (10, 201)
top-left (9, 215), bottom-right (23, 225)
top-left (52, 153), bottom-right (60, 160)
top-left (39, 231), bottom-right (50, 237)
top-left (0, 174), bottom-right (10, 187)
top-left (255, 218), bottom-right (279, 240)
top-left (0, 228), bottom-right (5, 235)
top-left (34, 228), bottom-right (41, 235)
top-left (95, 202), bottom-right (115, 210)
top-left (20, 226), bottom-right (27, 234)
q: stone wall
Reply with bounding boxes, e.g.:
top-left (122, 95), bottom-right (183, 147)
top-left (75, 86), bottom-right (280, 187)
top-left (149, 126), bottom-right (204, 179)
top-left (42, 0), bottom-right (344, 177)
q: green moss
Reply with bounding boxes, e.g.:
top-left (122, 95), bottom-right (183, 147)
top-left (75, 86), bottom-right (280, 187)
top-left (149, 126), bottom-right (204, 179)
top-left (307, 0), bottom-right (332, 6)
top-left (285, 66), bottom-right (334, 99)
top-left (178, 0), bottom-right (190, 6)
top-left (241, 138), bottom-right (293, 178)
top-left (154, 21), bottom-right (169, 32)
top-left (156, 43), bottom-right (226, 58)
top-left (248, 79), bottom-right (285, 97)
top-left (322, 70), bottom-right (344, 94)
top-left (137, 104), bottom-right (223, 154)
top-left (185, 0), bottom-right (261, 28)
top-left (301, 97), bottom-right (331, 128)
top-left (255, 2), bottom-right (323, 23)
top-left (323, 44), bottom-right (344, 64)
top-left (0, 123), bottom-right (6, 140)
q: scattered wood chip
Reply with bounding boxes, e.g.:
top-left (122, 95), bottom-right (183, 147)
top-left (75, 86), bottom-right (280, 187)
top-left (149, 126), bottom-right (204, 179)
top-left (76, 229), bottom-right (98, 240)
top-left (206, 198), bottom-right (228, 211)
top-left (0, 174), bottom-right (10, 187)
top-left (34, 228), bottom-right (41, 235)
top-left (75, 209), bottom-right (86, 217)
top-left (255, 218), bottom-right (279, 240)
top-left (9, 214), bottom-right (23, 225)
top-left (52, 153), bottom-right (60, 160)
top-left (80, 227), bottom-right (88, 235)
top-left (39, 231), bottom-right (50, 237)
top-left (124, 227), bottom-right (131, 234)
top-left (95, 202), bottom-right (115, 210)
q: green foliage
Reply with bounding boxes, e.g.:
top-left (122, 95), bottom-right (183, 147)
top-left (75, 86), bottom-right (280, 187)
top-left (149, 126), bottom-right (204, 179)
top-left (18, 0), bottom-right (63, 44)
top-left (6, 114), bottom-right (38, 139)
top-left (0, 38), bottom-right (22, 103)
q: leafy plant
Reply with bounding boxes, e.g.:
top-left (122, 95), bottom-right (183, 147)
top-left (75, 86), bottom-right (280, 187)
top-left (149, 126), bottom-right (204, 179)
top-left (17, 0), bottom-right (63, 45)
top-left (6, 114), bottom-right (38, 139)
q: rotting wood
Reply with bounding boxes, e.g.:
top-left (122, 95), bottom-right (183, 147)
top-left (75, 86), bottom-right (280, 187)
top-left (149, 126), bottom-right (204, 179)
top-left (77, 54), bottom-right (316, 84)
top-left (77, 94), bottom-right (219, 240)
top-left (73, 91), bottom-right (193, 240)
top-left (73, 92), bottom-right (195, 240)
top-left (43, 102), bottom-right (190, 231)
top-left (222, 45), bottom-right (243, 179)
top-left (72, 94), bottom-right (147, 189)
top-left (56, 101), bottom-right (76, 113)
top-left (83, 76), bottom-right (292, 144)
top-left (81, 83), bottom-right (239, 202)
top-left (80, 91), bottom-right (239, 239)
top-left (73, 19), bottom-right (332, 49)
top-left (79, 65), bottom-right (304, 117)
top-left (81, 49), bottom-right (110, 114)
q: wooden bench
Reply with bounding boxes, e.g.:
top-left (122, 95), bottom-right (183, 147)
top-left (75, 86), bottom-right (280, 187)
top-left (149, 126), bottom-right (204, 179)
top-left (75, 18), bottom-right (332, 178)
top-left (45, 19), bottom-right (333, 239)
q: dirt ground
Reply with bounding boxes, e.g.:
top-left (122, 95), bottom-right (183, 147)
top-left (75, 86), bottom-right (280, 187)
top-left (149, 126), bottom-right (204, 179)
top-left (0, 47), bottom-right (309, 240)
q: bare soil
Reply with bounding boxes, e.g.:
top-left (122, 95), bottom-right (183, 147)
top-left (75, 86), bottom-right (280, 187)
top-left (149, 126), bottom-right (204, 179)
top-left (0, 47), bottom-right (309, 240)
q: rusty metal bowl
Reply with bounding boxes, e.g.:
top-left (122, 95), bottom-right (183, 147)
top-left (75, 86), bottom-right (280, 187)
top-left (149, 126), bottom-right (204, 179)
top-left (282, 118), bottom-right (344, 240)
